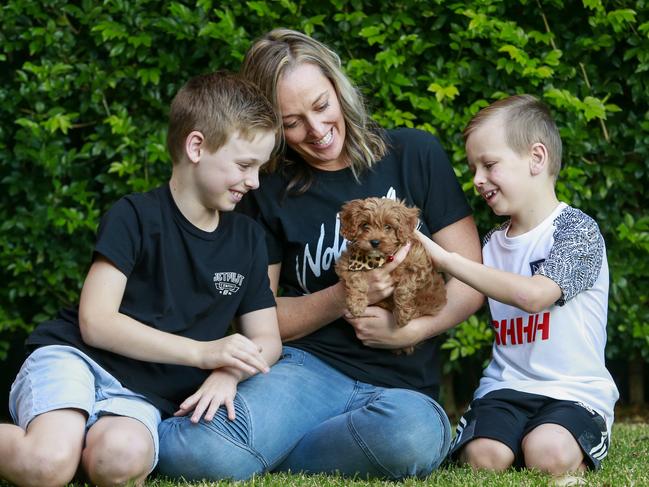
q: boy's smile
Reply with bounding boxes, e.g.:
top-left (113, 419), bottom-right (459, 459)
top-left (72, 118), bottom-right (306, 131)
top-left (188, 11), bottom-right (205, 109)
top-left (481, 188), bottom-right (499, 203)
top-left (466, 116), bottom-right (532, 218)
top-left (197, 130), bottom-right (275, 213)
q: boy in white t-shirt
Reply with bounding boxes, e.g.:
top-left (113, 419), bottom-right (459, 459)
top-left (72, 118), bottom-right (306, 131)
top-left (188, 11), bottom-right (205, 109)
top-left (416, 94), bottom-right (618, 475)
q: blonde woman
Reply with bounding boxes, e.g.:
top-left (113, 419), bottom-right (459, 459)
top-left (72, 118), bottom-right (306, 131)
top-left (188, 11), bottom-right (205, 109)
top-left (158, 29), bottom-right (483, 481)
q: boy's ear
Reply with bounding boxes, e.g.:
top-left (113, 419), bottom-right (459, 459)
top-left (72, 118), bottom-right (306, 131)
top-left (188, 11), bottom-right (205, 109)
top-left (529, 142), bottom-right (549, 176)
top-left (185, 131), bottom-right (205, 164)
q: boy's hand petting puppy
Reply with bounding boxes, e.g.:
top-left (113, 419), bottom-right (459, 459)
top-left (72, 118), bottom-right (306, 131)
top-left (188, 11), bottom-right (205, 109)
top-left (413, 229), bottom-right (449, 271)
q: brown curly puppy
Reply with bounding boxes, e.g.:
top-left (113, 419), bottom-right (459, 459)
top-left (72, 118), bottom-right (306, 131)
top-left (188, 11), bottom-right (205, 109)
top-left (335, 197), bottom-right (447, 354)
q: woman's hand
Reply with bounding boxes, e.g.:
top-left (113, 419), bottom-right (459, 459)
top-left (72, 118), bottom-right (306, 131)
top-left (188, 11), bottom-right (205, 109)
top-left (362, 242), bottom-right (411, 305)
top-left (344, 306), bottom-right (417, 349)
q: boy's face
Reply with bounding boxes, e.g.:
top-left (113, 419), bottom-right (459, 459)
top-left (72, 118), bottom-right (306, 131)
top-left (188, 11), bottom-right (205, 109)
top-left (196, 130), bottom-right (275, 212)
top-left (465, 116), bottom-right (533, 218)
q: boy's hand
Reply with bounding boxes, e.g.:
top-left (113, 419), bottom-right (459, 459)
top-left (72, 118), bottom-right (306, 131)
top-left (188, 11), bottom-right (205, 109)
top-left (174, 368), bottom-right (239, 422)
top-left (199, 333), bottom-right (270, 375)
top-left (414, 230), bottom-right (448, 271)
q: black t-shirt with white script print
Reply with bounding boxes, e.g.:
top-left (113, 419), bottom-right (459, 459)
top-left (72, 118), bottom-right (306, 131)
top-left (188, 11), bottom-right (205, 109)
top-left (239, 128), bottom-right (472, 399)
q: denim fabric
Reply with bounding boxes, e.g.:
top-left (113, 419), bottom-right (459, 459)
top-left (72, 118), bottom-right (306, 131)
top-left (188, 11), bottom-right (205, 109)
top-left (158, 346), bottom-right (451, 481)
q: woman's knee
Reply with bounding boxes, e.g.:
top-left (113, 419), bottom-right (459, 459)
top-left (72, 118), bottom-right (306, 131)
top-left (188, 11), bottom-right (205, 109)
top-left (157, 416), bottom-right (266, 481)
top-left (357, 390), bottom-right (451, 477)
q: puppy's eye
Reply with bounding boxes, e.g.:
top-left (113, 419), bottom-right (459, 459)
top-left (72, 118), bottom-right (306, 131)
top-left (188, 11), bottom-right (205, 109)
top-left (361, 222), bottom-right (370, 230)
top-left (384, 224), bottom-right (393, 231)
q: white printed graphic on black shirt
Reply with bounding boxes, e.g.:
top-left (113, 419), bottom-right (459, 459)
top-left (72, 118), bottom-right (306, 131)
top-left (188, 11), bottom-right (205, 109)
top-left (296, 216), bottom-right (346, 293)
top-left (295, 187), bottom-right (398, 294)
top-left (213, 272), bottom-right (245, 295)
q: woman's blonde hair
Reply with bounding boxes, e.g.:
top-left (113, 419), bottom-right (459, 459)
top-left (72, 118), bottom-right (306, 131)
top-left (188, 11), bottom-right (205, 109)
top-left (241, 28), bottom-right (386, 194)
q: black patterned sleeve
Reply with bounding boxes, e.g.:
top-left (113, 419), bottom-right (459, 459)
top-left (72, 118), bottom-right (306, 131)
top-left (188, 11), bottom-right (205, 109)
top-left (536, 207), bottom-right (605, 305)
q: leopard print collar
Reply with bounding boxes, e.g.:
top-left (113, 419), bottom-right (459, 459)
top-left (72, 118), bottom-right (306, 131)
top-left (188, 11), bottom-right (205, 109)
top-left (348, 250), bottom-right (386, 271)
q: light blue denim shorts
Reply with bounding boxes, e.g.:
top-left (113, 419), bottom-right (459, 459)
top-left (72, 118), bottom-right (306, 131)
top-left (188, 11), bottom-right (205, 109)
top-left (9, 344), bottom-right (161, 471)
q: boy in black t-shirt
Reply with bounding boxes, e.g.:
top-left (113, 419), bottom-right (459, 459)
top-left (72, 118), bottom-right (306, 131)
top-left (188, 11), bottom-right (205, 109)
top-left (0, 72), bottom-right (281, 487)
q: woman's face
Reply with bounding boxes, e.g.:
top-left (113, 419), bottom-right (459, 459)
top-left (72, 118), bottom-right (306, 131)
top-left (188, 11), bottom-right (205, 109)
top-left (277, 62), bottom-right (347, 170)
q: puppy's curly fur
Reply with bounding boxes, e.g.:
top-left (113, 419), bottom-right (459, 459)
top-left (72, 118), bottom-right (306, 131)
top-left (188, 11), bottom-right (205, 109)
top-left (335, 197), bottom-right (447, 354)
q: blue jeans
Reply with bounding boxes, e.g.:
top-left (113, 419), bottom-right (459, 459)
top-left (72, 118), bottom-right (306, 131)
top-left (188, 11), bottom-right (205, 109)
top-left (157, 346), bottom-right (451, 481)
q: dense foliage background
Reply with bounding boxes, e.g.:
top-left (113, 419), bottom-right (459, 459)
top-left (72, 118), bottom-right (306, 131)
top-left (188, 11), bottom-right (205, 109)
top-left (1, 0), bottom-right (647, 413)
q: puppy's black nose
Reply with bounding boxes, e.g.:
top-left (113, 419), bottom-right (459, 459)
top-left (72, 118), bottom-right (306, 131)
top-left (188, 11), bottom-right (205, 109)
top-left (370, 239), bottom-right (380, 248)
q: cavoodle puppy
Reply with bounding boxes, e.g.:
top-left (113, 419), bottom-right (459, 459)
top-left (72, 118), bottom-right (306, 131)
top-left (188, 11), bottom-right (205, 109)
top-left (335, 197), bottom-right (447, 354)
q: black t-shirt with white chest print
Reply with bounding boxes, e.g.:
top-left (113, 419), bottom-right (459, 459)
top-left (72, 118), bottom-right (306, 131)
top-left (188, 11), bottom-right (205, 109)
top-left (27, 184), bottom-right (275, 415)
top-left (239, 128), bottom-right (472, 399)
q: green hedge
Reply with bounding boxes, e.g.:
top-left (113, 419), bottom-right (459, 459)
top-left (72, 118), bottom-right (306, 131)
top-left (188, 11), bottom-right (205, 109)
top-left (1, 1), bottom-right (647, 374)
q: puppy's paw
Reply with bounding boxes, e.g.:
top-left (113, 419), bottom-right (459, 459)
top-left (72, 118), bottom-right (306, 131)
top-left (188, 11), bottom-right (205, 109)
top-left (393, 306), bottom-right (415, 329)
top-left (347, 297), bottom-right (369, 317)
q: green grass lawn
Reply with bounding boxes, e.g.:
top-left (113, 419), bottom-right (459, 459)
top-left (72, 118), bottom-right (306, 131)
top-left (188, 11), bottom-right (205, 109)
top-left (2, 422), bottom-right (646, 486)
top-left (143, 422), bottom-right (648, 487)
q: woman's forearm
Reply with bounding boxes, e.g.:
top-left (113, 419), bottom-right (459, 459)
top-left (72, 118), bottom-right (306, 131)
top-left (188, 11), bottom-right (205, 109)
top-left (277, 282), bottom-right (348, 341)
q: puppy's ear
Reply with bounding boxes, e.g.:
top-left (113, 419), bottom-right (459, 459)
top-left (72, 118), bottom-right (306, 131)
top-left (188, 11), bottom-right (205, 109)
top-left (395, 203), bottom-right (420, 243)
top-left (339, 199), bottom-right (363, 241)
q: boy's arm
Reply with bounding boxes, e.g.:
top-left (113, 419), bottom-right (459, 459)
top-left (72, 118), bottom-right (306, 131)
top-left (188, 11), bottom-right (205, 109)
top-left (235, 306), bottom-right (282, 367)
top-left (210, 307), bottom-right (282, 385)
top-left (414, 230), bottom-right (562, 314)
top-left (78, 255), bottom-right (269, 375)
top-left (174, 307), bottom-right (281, 423)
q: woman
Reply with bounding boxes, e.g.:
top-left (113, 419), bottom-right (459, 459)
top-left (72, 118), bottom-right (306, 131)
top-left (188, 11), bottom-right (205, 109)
top-left (158, 28), bottom-right (483, 481)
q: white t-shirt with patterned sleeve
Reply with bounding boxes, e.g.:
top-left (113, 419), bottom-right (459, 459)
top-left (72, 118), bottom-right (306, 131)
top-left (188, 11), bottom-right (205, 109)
top-left (475, 202), bottom-right (619, 434)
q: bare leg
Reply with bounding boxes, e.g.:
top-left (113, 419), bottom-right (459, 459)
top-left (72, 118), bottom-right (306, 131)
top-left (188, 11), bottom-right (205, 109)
top-left (82, 415), bottom-right (155, 487)
top-left (459, 437), bottom-right (515, 471)
top-left (522, 423), bottom-right (586, 475)
top-left (0, 409), bottom-right (86, 487)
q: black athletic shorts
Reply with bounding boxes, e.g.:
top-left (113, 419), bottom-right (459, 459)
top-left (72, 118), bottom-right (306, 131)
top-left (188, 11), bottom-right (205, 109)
top-left (448, 388), bottom-right (609, 469)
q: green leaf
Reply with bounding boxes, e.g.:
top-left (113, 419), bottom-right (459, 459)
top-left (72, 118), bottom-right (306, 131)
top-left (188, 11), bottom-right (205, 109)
top-left (91, 21), bottom-right (128, 41)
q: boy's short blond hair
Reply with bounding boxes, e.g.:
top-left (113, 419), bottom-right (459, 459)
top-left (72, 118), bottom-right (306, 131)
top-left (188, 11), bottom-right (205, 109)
top-left (167, 71), bottom-right (280, 165)
top-left (463, 94), bottom-right (563, 179)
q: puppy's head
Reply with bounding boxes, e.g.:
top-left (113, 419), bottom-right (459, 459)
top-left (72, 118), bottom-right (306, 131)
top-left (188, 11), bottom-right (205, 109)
top-left (339, 197), bottom-right (419, 257)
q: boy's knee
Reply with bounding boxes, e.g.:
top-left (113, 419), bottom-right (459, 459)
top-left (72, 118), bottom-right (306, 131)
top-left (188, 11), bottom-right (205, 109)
top-left (83, 426), bottom-right (154, 486)
top-left (522, 434), bottom-right (584, 475)
top-left (460, 438), bottom-right (514, 471)
top-left (19, 442), bottom-right (80, 487)
top-left (522, 424), bottom-right (584, 475)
